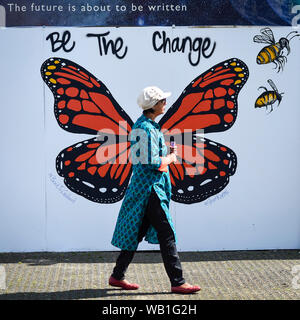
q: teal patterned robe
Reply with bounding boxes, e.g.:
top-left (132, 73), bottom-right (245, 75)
top-left (111, 114), bottom-right (177, 251)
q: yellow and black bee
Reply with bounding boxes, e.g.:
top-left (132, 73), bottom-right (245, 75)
top-left (255, 79), bottom-right (283, 114)
top-left (253, 27), bottom-right (300, 72)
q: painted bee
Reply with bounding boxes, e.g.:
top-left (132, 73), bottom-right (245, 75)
top-left (255, 79), bottom-right (283, 114)
top-left (253, 27), bottom-right (300, 72)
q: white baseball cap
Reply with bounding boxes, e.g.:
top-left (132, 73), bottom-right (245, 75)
top-left (137, 86), bottom-right (171, 110)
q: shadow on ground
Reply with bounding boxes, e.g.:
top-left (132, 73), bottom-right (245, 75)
top-left (0, 288), bottom-right (173, 300)
top-left (0, 249), bottom-right (299, 266)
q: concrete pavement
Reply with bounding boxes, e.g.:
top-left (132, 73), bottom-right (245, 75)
top-left (0, 249), bottom-right (299, 300)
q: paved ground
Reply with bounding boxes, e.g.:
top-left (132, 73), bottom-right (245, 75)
top-left (0, 250), bottom-right (299, 300)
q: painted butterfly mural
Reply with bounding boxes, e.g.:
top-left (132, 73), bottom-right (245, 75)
top-left (41, 57), bottom-right (249, 204)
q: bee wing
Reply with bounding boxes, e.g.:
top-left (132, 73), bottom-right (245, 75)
top-left (253, 35), bottom-right (274, 45)
top-left (267, 79), bottom-right (278, 93)
top-left (260, 27), bottom-right (275, 43)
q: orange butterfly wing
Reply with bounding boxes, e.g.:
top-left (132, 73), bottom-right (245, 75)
top-left (165, 135), bottom-right (237, 203)
top-left (56, 136), bottom-right (132, 203)
top-left (160, 58), bottom-right (248, 135)
top-left (41, 58), bottom-right (133, 203)
top-left (159, 58), bottom-right (249, 203)
top-left (41, 57), bottom-right (133, 136)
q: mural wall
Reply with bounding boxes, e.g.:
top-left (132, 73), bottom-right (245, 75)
top-left (0, 25), bottom-right (299, 252)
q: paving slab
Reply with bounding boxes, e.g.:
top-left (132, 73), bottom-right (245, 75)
top-left (0, 250), bottom-right (299, 300)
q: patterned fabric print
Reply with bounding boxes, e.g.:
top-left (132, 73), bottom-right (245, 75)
top-left (111, 114), bottom-right (176, 251)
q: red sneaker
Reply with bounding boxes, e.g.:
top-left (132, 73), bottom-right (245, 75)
top-left (109, 276), bottom-right (140, 290)
top-left (171, 284), bottom-right (201, 294)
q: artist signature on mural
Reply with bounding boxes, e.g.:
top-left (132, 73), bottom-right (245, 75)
top-left (49, 173), bottom-right (77, 203)
top-left (204, 190), bottom-right (229, 206)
